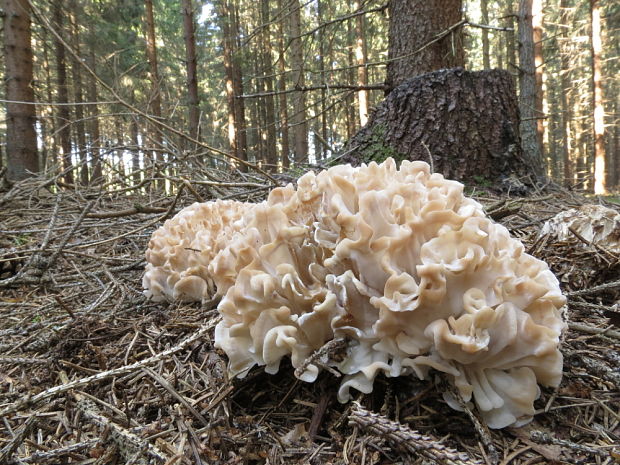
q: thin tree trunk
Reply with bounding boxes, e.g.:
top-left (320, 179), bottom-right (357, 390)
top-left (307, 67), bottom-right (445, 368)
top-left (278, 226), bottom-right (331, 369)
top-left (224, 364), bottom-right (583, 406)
top-left (481, 0), bottom-right (491, 69)
top-left (289, 0), bottom-right (308, 164)
top-left (251, 51), bottom-right (264, 163)
top-left (518, 0), bottom-right (544, 178)
top-left (70, 0), bottom-right (88, 185)
top-left (386, 0), bottom-right (464, 93)
top-left (317, 0), bottom-right (328, 160)
top-left (181, 0), bottom-right (200, 142)
top-left (590, 0), bottom-right (606, 194)
top-left (221, 0), bottom-right (238, 162)
top-left (354, 0), bottom-right (369, 126)
top-left (87, 50), bottom-right (103, 183)
top-left (532, 0), bottom-right (546, 158)
top-left (41, 28), bottom-right (57, 172)
top-left (131, 117), bottom-right (141, 186)
top-left (559, 0), bottom-right (572, 187)
top-left (3, 0), bottom-right (39, 181)
top-left (276, 0), bottom-right (290, 168)
top-left (260, 0), bottom-right (278, 170)
top-left (144, 0), bottom-right (165, 185)
top-left (504, 0), bottom-right (517, 70)
top-left (612, 105), bottom-right (618, 189)
top-left (232, 3), bottom-right (248, 168)
top-left (497, 25), bottom-right (504, 69)
top-left (346, 20), bottom-right (356, 139)
top-left (54, 1), bottom-right (74, 184)
top-left (217, 0), bottom-right (248, 169)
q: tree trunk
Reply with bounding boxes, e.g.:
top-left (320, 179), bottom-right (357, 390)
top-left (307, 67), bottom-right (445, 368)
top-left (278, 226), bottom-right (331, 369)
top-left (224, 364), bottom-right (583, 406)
top-left (217, 0), bottom-right (248, 169)
top-left (181, 0), bottom-right (200, 142)
top-left (54, 1), bottom-right (74, 184)
top-left (532, 0), bottom-right (546, 158)
top-left (385, 0), bottom-right (464, 93)
top-left (289, 0), bottom-right (308, 164)
top-left (87, 50), bottom-right (103, 183)
top-left (559, 0), bottom-right (572, 187)
top-left (608, 99), bottom-right (618, 189)
top-left (131, 116), bottom-right (141, 186)
top-left (3, 0), bottom-right (38, 181)
top-left (231, 4), bottom-right (248, 167)
top-left (354, 0), bottom-right (369, 126)
top-left (70, 0), bottom-right (88, 185)
top-left (276, 0), bottom-right (290, 168)
top-left (342, 69), bottom-right (533, 186)
top-left (260, 0), bottom-right (278, 170)
top-left (504, 0), bottom-right (517, 71)
top-left (250, 51), bottom-right (263, 163)
top-left (481, 0), bottom-right (491, 69)
top-left (144, 0), bottom-right (165, 183)
top-left (518, 0), bottom-right (544, 178)
top-left (317, 0), bottom-right (328, 161)
top-left (41, 29), bottom-right (57, 172)
top-left (590, 0), bottom-right (606, 195)
top-left (346, 20), bottom-right (356, 139)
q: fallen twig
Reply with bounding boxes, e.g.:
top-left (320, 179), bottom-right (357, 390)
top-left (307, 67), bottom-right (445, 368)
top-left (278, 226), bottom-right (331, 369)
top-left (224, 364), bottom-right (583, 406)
top-left (0, 319), bottom-right (217, 417)
top-left (567, 279), bottom-right (620, 297)
top-left (349, 401), bottom-right (483, 465)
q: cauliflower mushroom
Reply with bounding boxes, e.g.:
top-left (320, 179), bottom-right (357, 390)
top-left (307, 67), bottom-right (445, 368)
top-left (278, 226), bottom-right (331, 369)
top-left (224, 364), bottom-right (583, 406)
top-left (144, 159), bottom-right (566, 428)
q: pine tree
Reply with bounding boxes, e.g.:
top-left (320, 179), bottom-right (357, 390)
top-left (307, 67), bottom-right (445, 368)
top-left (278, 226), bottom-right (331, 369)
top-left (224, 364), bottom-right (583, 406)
top-left (2, 0), bottom-right (38, 181)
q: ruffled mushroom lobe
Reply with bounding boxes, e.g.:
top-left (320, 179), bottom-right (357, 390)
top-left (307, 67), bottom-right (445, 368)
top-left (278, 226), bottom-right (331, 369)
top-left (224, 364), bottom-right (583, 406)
top-left (143, 159), bottom-right (566, 429)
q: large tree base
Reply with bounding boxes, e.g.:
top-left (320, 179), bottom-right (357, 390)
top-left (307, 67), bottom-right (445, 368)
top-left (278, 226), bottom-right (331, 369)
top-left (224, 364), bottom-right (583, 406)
top-left (342, 68), bottom-right (533, 187)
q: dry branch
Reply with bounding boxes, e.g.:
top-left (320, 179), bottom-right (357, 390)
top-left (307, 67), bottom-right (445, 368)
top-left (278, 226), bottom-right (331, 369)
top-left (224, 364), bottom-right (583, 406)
top-left (0, 319), bottom-right (218, 417)
top-left (349, 402), bottom-right (483, 465)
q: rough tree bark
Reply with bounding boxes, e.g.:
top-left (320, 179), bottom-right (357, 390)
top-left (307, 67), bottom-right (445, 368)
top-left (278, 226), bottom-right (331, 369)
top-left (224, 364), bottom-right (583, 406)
top-left (181, 0), bottom-right (200, 142)
top-left (386, 0), bottom-right (464, 93)
top-left (343, 68), bottom-right (533, 186)
top-left (2, 0), bottom-right (39, 181)
top-left (518, 0), bottom-right (544, 178)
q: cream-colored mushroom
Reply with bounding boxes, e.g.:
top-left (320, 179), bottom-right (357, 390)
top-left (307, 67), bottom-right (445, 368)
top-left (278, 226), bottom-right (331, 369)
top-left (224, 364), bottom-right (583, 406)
top-left (144, 159), bottom-right (566, 428)
top-left (541, 204), bottom-right (620, 253)
top-left (143, 200), bottom-right (253, 302)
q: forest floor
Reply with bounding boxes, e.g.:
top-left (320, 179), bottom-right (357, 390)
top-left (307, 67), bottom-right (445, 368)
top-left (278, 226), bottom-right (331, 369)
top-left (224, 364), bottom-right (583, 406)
top-left (0, 169), bottom-right (618, 465)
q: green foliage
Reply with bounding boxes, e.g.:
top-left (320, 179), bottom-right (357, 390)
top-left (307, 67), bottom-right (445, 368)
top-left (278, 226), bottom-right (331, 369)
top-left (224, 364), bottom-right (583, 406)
top-left (472, 174), bottom-right (493, 188)
top-left (11, 234), bottom-right (31, 247)
top-left (357, 124), bottom-right (403, 164)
